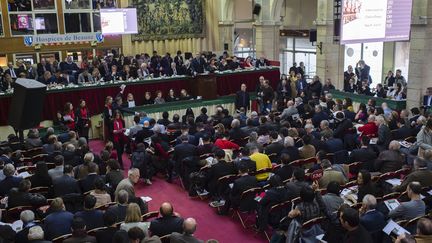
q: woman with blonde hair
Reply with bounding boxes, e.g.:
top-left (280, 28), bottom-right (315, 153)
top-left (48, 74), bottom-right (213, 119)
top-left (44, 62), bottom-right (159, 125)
top-left (120, 203), bottom-right (150, 235)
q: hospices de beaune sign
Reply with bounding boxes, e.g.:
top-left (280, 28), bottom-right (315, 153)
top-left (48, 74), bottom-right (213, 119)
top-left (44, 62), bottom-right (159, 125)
top-left (23, 33), bottom-right (104, 46)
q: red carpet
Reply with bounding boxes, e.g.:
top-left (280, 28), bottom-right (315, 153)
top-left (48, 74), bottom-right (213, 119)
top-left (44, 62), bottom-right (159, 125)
top-left (90, 140), bottom-right (266, 243)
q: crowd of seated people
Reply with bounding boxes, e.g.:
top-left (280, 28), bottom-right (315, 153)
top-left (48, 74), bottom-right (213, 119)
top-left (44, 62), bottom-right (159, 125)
top-left (0, 50), bottom-right (271, 92)
top-left (0, 131), bottom-right (205, 242)
top-left (106, 80), bottom-right (431, 242)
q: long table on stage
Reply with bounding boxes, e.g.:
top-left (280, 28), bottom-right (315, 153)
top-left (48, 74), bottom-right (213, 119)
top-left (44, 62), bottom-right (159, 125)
top-left (329, 90), bottom-right (407, 111)
top-left (0, 68), bottom-right (280, 125)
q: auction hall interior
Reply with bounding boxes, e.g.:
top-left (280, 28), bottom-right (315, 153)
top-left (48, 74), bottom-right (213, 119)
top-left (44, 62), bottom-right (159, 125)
top-left (0, 0), bottom-right (431, 243)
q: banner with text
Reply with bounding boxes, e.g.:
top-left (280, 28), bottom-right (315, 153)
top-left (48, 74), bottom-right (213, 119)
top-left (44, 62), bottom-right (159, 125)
top-left (23, 33), bottom-right (104, 46)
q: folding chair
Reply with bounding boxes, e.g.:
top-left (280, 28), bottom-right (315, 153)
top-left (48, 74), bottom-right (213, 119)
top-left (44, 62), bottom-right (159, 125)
top-left (232, 187), bottom-right (262, 228)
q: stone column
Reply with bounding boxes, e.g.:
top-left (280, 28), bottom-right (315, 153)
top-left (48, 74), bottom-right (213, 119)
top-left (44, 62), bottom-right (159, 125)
top-left (315, 0), bottom-right (345, 89)
top-left (218, 21), bottom-right (234, 53)
top-left (406, 0), bottom-right (432, 108)
top-left (254, 22), bottom-right (281, 60)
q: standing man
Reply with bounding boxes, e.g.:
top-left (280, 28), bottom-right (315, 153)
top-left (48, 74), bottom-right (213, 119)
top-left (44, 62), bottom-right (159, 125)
top-left (355, 60), bottom-right (371, 85)
top-left (235, 83), bottom-right (250, 112)
top-left (261, 80), bottom-right (274, 114)
top-left (191, 52), bottom-right (206, 75)
top-left (115, 168), bottom-right (140, 200)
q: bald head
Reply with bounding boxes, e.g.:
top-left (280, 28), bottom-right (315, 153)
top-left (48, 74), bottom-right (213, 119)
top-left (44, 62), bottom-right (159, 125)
top-left (183, 217), bottom-right (197, 235)
top-left (160, 202), bottom-right (174, 217)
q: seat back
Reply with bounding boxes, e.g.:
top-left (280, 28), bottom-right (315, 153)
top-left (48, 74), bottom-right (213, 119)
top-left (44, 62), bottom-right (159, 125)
top-left (141, 211), bottom-right (159, 222)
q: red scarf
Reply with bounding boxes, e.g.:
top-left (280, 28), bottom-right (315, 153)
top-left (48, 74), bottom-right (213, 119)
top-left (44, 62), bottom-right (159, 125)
top-left (80, 107), bottom-right (88, 119)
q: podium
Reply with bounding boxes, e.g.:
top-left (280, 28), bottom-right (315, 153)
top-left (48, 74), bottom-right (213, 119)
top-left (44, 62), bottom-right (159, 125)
top-left (189, 74), bottom-right (217, 99)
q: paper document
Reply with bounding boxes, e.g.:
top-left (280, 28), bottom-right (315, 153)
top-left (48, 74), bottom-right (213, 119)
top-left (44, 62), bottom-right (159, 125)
top-left (385, 178), bottom-right (402, 186)
top-left (383, 219), bottom-right (410, 236)
top-left (141, 196), bottom-right (152, 202)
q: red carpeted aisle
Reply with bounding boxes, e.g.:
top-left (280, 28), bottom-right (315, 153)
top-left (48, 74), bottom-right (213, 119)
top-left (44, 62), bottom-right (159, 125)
top-left (90, 140), bottom-right (266, 243)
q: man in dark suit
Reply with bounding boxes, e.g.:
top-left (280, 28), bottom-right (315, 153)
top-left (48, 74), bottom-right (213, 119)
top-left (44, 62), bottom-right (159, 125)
top-left (355, 60), bottom-right (371, 84)
top-left (229, 119), bottom-right (247, 142)
top-left (25, 61), bottom-right (38, 80)
top-left (0, 164), bottom-right (23, 197)
top-left (394, 157), bottom-right (432, 192)
top-left (273, 154), bottom-right (293, 182)
top-left (4, 62), bottom-right (18, 79)
top-left (280, 136), bottom-right (300, 162)
top-left (219, 163), bottom-right (258, 215)
top-left (36, 59), bottom-right (53, 77)
top-left (52, 165), bottom-right (81, 197)
top-left (95, 211), bottom-right (118, 243)
top-left (191, 52), bottom-right (206, 74)
top-left (149, 202), bottom-right (184, 237)
top-left (286, 168), bottom-right (309, 199)
top-left (0, 147), bottom-right (13, 164)
top-left (312, 105), bottom-right (329, 128)
top-left (173, 135), bottom-right (197, 172)
top-left (74, 195), bottom-right (104, 230)
top-left (394, 119), bottom-right (414, 140)
top-left (174, 51), bottom-right (184, 71)
top-left (78, 163), bottom-right (101, 193)
top-left (348, 136), bottom-right (377, 171)
top-left (376, 115), bottom-right (391, 150)
top-left (106, 189), bottom-right (129, 222)
top-left (264, 131), bottom-right (284, 163)
top-left (423, 88), bottom-right (432, 113)
top-left (7, 179), bottom-right (47, 208)
top-left (44, 198), bottom-right (74, 240)
top-left (322, 131), bottom-right (344, 153)
top-left (170, 217), bottom-right (203, 243)
top-left (359, 194), bottom-right (386, 233)
top-left (206, 149), bottom-right (237, 198)
top-left (235, 83), bottom-right (250, 111)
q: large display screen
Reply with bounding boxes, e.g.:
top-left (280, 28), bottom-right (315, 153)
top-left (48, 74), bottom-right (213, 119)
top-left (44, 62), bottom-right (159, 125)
top-left (100, 8), bottom-right (138, 34)
top-left (340, 0), bottom-right (413, 44)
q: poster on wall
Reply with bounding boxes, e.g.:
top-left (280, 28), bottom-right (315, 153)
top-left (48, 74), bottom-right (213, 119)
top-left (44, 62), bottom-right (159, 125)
top-left (130, 0), bottom-right (205, 41)
top-left (340, 0), bottom-right (413, 44)
top-left (18, 14), bottom-right (30, 29)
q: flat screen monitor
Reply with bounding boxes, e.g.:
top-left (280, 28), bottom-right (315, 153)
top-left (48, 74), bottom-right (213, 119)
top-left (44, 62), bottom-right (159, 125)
top-left (100, 8), bottom-right (138, 34)
top-left (340, 0), bottom-right (413, 44)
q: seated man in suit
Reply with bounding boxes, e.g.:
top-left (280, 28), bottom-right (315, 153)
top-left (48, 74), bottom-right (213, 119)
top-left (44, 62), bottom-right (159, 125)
top-left (394, 157), bottom-right (432, 192)
top-left (359, 194), bottom-right (386, 233)
top-left (206, 149), bottom-right (237, 201)
top-left (318, 160), bottom-right (347, 189)
top-left (219, 163), bottom-right (258, 215)
top-left (389, 182), bottom-right (426, 221)
top-left (96, 211), bottom-right (119, 243)
top-left (322, 131), bottom-right (344, 153)
top-left (0, 164), bottom-right (22, 197)
top-left (107, 189), bottom-right (129, 222)
top-left (264, 131), bottom-right (285, 162)
top-left (0, 146), bottom-right (13, 164)
top-left (115, 168), bottom-right (140, 201)
top-left (149, 202), bottom-right (184, 237)
top-left (74, 195), bottom-right (104, 230)
top-left (44, 197), bottom-right (74, 240)
top-left (170, 217), bottom-right (204, 243)
top-left (52, 164), bottom-right (81, 197)
top-left (273, 153), bottom-right (293, 182)
top-left (375, 140), bottom-right (404, 173)
top-left (7, 179), bottom-right (47, 208)
top-left (64, 217), bottom-right (96, 243)
top-left (394, 119), bottom-right (414, 140)
top-left (14, 210), bottom-right (39, 243)
top-left (422, 87), bottom-right (432, 113)
top-left (79, 162), bottom-right (101, 193)
top-left (348, 136), bottom-right (377, 171)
